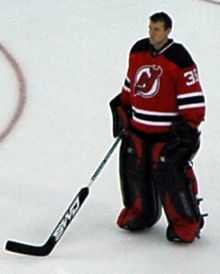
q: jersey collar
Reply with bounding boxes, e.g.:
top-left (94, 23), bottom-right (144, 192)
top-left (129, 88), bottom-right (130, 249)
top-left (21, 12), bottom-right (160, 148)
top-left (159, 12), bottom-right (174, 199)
top-left (149, 39), bottom-right (174, 56)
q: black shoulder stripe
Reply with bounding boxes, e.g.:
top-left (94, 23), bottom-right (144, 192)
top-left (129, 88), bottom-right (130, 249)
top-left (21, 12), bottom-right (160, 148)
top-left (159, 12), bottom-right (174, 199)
top-left (164, 43), bottom-right (195, 68)
top-left (130, 38), bottom-right (150, 54)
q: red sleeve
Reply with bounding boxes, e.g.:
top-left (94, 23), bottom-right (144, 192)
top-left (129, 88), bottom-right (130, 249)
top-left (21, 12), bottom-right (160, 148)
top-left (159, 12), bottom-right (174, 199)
top-left (176, 64), bottom-right (205, 127)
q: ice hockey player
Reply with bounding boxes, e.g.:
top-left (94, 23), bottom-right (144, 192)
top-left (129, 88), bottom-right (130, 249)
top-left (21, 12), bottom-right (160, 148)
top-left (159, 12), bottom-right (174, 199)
top-left (110, 12), bottom-right (206, 243)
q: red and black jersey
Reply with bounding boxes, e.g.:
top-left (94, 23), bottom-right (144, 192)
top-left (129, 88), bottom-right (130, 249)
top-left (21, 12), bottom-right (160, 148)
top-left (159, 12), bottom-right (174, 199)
top-left (120, 38), bottom-right (205, 134)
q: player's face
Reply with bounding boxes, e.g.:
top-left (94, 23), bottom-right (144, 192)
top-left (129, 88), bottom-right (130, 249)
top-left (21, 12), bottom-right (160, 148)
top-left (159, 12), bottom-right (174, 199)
top-left (149, 21), bottom-right (170, 47)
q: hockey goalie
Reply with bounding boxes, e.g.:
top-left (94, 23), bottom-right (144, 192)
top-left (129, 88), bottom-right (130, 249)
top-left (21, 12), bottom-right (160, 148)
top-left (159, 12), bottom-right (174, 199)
top-left (110, 11), bottom-right (207, 243)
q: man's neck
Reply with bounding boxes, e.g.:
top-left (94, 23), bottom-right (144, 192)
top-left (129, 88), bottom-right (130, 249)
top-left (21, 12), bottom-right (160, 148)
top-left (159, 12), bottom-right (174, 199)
top-left (151, 38), bottom-right (169, 50)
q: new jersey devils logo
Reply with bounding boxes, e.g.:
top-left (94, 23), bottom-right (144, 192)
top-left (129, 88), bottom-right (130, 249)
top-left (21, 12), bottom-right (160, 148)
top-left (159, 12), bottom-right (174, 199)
top-left (134, 65), bottom-right (163, 98)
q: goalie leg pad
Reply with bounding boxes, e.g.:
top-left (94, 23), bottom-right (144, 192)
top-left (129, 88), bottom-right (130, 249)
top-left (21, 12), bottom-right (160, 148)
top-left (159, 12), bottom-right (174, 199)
top-left (118, 133), bottom-right (162, 230)
top-left (153, 143), bottom-right (204, 242)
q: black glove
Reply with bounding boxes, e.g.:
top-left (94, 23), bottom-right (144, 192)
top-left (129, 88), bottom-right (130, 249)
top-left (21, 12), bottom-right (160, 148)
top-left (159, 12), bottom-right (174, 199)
top-left (109, 94), bottom-right (131, 137)
top-left (171, 117), bottom-right (200, 150)
top-left (161, 117), bottom-right (200, 164)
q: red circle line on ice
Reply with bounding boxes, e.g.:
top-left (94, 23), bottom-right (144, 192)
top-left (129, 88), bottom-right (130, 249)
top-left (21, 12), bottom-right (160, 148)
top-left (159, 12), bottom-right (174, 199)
top-left (200, 0), bottom-right (220, 5)
top-left (0, 43), bottom-right (26, 142)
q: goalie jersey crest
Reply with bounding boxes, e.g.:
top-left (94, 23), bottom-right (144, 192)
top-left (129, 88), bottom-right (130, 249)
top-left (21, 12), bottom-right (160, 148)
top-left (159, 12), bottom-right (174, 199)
top-left (134, 65), bottom-right (163, 98)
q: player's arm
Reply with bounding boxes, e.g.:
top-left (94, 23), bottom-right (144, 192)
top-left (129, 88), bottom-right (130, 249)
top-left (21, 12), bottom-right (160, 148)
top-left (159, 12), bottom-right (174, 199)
top-left (176, 45), bottom-right (205, 128)
top-left (110, 52), bottom-right (133, 137)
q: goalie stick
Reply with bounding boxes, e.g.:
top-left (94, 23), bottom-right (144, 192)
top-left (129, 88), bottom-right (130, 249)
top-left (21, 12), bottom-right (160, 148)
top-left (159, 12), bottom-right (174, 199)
top-left (5, 134), bottom-right (122, 256)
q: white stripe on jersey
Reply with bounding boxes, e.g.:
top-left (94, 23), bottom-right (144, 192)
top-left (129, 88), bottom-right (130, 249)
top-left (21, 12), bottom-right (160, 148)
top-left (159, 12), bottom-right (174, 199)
top-left (132, 115), bottom-right (172, 126)
top-left (123, 86), bottom-right (131, 92)
top-left (178, 103), bottom-right (205, 110)
top-left (158, 41), bottom-right (174, 55)
top-left (132, 106), bottom-right (178, 116)
top-left (177, 92), bottom-right (203, 99)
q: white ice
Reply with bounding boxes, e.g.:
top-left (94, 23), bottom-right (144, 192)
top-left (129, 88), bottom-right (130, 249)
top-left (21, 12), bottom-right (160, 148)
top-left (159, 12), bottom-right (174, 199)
top-left (0, 0), bottom-right (219, 273)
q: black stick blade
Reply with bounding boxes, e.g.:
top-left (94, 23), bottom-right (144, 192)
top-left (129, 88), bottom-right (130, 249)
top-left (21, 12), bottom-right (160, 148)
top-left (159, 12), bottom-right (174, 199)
top-left (5, 187), bottom-right (89, 256)
top-left (5, 238), bottom-right (56, 256)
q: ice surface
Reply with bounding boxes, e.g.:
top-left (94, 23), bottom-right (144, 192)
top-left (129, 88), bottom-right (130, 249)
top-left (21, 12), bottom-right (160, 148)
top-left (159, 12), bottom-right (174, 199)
top-left (0, 0), bottom-right (219, 273)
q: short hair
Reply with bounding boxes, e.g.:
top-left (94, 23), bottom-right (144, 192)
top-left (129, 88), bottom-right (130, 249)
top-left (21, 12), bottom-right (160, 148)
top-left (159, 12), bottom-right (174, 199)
top-left (150, 12), bottom-right (172, 30)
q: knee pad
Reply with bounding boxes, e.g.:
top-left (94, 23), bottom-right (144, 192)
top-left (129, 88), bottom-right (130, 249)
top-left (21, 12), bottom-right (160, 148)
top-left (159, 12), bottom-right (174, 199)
top-left (119, 133), bottom-right (162, 227)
